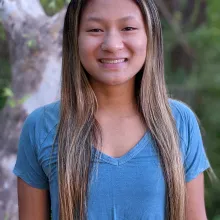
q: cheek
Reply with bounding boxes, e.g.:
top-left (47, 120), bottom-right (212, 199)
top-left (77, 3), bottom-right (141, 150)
top-left (126, 35), bottom-right (147, 73)
top-left (78, 39), bottom-right (89, 62)
top-left (78, 36), bottom-right (100, 61)
top-left (134, 35), bottom-right (147, 56)
top-left (126, 33), bottom-right (147, 61)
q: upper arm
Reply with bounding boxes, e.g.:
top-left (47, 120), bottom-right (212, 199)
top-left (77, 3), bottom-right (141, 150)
top-left (17, 177), bottom-right (50, 220)
top-left (186, 173), bottom-right (207, 220)
top-left (170, 101), bottom-right (210, 219)
top-left (13, 109), bottom-right (51, 219)
top-left (182, 105), bottom-right (209, 219)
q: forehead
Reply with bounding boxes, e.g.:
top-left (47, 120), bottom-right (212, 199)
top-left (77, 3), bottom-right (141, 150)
top-left (81, 0), bottom-right (143, 22)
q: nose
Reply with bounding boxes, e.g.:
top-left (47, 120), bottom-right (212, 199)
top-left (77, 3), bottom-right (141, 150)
top-left (101, 32), bottom-right (124, 53)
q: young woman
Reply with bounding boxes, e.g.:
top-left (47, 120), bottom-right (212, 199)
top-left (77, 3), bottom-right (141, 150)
top-left (13, 0), bottom-right (210, 219)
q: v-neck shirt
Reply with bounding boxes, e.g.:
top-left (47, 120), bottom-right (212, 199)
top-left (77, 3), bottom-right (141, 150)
top-left (13, 99), bottom-right (210, 220)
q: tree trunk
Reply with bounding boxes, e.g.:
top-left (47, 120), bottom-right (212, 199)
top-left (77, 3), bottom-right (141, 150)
top-left (0, 0), bottom-right (65, 219)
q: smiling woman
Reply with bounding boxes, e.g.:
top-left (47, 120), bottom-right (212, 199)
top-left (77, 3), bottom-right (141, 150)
top-left (78, 0), bottom-right (147, 86)
top-left (13, 0), bottom-right (210, 220)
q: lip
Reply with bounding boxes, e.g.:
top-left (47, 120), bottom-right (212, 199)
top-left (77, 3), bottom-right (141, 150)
top-left (98, 58), bottom-right (128, 69)
top-left (98, 57), bottom-right (127, 60)
top-left (98, 58), bottom-right (128, 62)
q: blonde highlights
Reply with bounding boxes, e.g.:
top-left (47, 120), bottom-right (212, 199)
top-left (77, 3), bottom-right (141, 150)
top-left (57, 0), bottom-right (186, 219)
top-left (138, 1), bottom-right (186, 219)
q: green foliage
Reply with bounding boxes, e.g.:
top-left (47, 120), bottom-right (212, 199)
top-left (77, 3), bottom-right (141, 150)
top-left (40, 0), bottom-right (70, 15)
top-left (1, 87), bottom-right (29, 108)
top-left (164, 0), bottom-right (220, 219)
top-left (27, 39), bottom-right (37, 49)
top-left (0, 54), bottom-right (11, 109)
top-left (2, 87), bottom-right (13, 98)
top-left (0, 24), bottom-right (6, 40)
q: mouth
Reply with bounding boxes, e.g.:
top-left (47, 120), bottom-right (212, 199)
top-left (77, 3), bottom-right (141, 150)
top-left (99, 58), bottom-right (128, 64)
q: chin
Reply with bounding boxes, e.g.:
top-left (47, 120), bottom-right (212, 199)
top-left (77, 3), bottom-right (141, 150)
top-left (88, 70), bottom-right (136, 86)
top-left (104, 81), bottom-right (126, 86)
top-left (101, 76), bottom-right (135, 86)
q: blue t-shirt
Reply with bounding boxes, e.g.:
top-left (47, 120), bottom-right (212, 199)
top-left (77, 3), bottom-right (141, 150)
top-left (13, 99), bottom-right (210, 220)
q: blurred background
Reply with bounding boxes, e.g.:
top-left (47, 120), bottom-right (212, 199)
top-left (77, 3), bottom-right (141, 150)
top-left (0, 0), bottom-right (219, 219)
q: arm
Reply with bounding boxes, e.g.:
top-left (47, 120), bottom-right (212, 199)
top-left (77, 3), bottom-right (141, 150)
top-left (186, 173), bottom-right (207, 220)
top-left (17, 177), bottom-right (51, 220)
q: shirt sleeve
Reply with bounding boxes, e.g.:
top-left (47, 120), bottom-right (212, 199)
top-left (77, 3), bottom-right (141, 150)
top-left (13, 108), bottom-right (49, 189)
top-left (184, 110), bottom-right (210, 182)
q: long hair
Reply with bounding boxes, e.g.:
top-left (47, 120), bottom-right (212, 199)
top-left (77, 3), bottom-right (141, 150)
top-left (57, 0), bottom-right (186, 219)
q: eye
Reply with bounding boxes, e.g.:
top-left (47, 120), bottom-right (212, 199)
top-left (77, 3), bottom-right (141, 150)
top-left (87, 29), bottom-right (103, 33)
top-left (123, 27), bottom-right (137, 31)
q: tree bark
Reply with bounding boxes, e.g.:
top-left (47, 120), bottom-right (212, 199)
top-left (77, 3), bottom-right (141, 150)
top-left (0, 1), bottom-right (65, 219)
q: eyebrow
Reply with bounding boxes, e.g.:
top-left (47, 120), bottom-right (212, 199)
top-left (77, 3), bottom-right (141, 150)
top-left (86, 15), bottom-right (137, 23)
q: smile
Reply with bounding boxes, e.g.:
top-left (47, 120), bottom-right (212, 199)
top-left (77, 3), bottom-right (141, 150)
top-left (100, 58), bottom-right (128, 64)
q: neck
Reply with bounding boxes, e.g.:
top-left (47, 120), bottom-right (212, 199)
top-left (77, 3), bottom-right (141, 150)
top-left (90, 78), bottom-right (138, 117)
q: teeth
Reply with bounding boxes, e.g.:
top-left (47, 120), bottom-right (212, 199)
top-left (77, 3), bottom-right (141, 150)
top-left (101, 59), bottom-right (126, 64)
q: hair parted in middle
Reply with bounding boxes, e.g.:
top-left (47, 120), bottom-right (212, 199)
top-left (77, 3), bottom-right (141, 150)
top-left (56, 0), bottom-right (186, 219)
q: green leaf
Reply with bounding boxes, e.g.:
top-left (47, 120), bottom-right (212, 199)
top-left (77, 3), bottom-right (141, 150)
top-left (7, 99), bottom-right (16, 108)
top-left (2, 88), bottom-right (13, 98)
top-left (48, 1), bottom-right (56, 9)
top-left (18, 95), bottom-right (30, 105)
top-left (27, 39), bottom-right (37, 49)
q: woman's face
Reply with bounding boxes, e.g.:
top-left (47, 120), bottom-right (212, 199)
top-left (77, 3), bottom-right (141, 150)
top-left (78, 0), bottom-right (147, 86)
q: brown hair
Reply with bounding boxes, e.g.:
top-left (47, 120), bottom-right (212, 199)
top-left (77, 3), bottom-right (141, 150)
top-left (57, 0), bottom-right (186, 219)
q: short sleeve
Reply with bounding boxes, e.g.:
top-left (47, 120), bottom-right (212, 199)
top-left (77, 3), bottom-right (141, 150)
top-left (184, 110), bottom-right (210, 182)
top-left (13, 108), bottom-right (49, 189)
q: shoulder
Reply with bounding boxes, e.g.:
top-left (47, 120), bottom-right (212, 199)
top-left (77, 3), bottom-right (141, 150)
top-left (169, 99), bottom-right (196, 120)
top-left (14, 101), bottom-right (60, 188)
top-left (168, 98), bottom-right (199, 130)
top-left (168, 99), bottom-right (202, 149)
top-left (168, 98), bottom-right (206, 156)
top-left (25, 100), bottom-right (60, 125)
top-left (22, 101), bottom-right (60, 146)
top-left (168, 100), bottom-right (210, 181)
